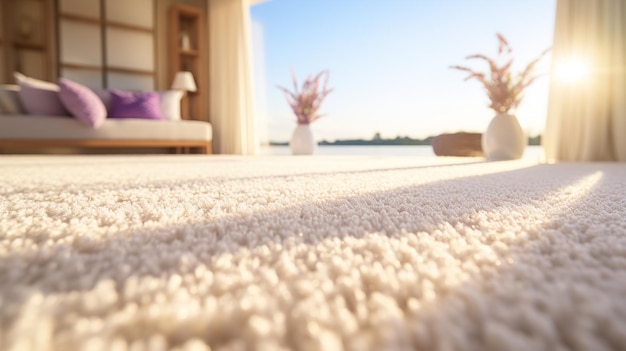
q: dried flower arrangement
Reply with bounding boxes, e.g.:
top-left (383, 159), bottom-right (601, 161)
top-left (451, 33), bottom-right (550, 114)
top-left (277, 69), bottom-right (333, 125)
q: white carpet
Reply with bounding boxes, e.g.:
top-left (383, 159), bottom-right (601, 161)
top-left (1, 155), bottom-right (626, 351)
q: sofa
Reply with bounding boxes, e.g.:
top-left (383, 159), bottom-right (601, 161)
top-left (0, 74), bottom-right (213, 154)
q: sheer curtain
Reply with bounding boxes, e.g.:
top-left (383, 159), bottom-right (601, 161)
top-left (208, 0), bottom-right (258, 155)
top-left (544, 0), bottom-right (626, 161)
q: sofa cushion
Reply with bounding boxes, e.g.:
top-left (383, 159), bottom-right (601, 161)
top-left (58, 78), bottom-right (107, 128)
top-left (108, 90), bottom-right (164, 120)
top-left (93, 89), bottom-right (183, 120)
top-left (0, 115), bottom-right (212, 141)
top-left (0, 85), bottom-right (26, 115)
top-left (14, 72), bottom-right (68, 116)
top-left (159, 90), bottom-right (184, 121)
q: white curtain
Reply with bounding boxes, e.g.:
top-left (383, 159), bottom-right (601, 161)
top-left (544, 0), bottom-right (626, 161)
top-left (208, 0), bottom-right (258, 155)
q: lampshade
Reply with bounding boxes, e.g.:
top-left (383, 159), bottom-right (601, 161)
top-left (171, 71), bottom-right (197, 92)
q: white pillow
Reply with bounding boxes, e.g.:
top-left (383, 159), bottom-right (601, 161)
top-left (0, 84), bottom-right (26, 115)
top-left (159, 90), bottom-right (184, 120)
top-left (14, 72), bottom-right (68, 116)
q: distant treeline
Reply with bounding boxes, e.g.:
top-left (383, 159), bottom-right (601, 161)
top-left (270, 133), bottom-right (542, 146)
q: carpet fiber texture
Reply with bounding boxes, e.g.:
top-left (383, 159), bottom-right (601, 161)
top-left (1, 155), bottom-right (626, 351)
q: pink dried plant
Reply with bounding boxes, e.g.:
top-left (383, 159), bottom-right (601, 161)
top-left (451, 33), bottom-right (550, 114)
top-left (277, 69), bottom-right (333, 125)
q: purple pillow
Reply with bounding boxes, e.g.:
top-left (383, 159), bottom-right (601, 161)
top-left (108, 90), bottom-right (164, 120)
top-left (58, 78), bottom-right (107, 128)
top-left (14, 72), bottom-right (68, 116)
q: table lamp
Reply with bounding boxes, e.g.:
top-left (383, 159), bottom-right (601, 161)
top-left (171, 71), bottom-right (197, 119)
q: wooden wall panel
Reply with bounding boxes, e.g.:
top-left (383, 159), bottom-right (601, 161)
top-left (57, 0), bottom-right (155, 89)
top-left (106, 28), bottom-right (154, 71)
top-left (59, 0), bottom-right (99, 17)
top-left (107, 72), bottom-right (153, 91)
top-left (11, 0), bottom-right (46, 45)
top-left (61, 68), bottom-right (102, 88)
top-left (106, 0), bottom-right (153, 27)
top-left (0, 47), bottom-right (4, 83)
top-left (0, 0), bottom-right (4, 83)
top-left (1, 0), bottom-right (55, 82)
top-left (16, 49), bottom-right (45, 79)
top-left (59, 21), bottom-right (102, 66)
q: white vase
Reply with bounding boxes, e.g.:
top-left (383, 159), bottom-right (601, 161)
top-left (481, 113), bottom-right (526, 160)
top-left (290, 124), bottom-right (317, 155)
top-left (181, 32), bottom-right (191, 50)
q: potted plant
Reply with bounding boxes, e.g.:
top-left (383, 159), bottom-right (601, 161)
top-left (451, 33), bottom-right (550, 160)
top-left (277, 69), bottom-right (333, 155)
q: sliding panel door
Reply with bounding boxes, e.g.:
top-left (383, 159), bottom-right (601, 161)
top-left (105, 0), bottom-right (155, 90)
top-left (57, 0), bottom-right (155, 90)
top-left (58, 0), bottom-right (102, 87)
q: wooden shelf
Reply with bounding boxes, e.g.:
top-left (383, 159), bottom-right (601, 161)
top-left (169, 4), bottom-right (206, 120)
top-left (13, 40), bottom-right (46, 50)
top-left (180, 49), bottom-right (198, 57)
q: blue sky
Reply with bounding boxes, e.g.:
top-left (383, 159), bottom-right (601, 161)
top-left (251, 0), bottom-right (557, 142)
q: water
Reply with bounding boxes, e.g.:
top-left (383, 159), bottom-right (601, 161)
top-left (261, 145), bottom-right (544, 160)
top-left (261, 145), bottom-right (436, 156)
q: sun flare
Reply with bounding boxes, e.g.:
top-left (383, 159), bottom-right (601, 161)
top-left (557, 59), bottom-right (591, 82)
